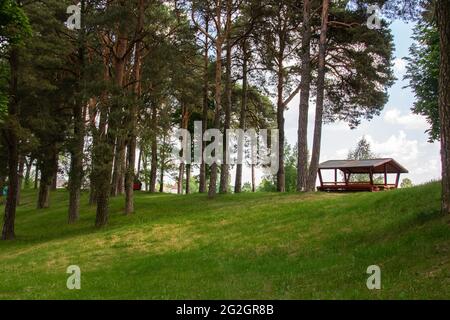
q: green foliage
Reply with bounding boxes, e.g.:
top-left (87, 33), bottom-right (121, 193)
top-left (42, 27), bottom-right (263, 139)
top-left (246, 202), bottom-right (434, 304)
top-left (404, 21), bottom-right (440, 142)
top-left (347, 136), bottom-right (377, 160)
top-left (257, 178), bottom-right (277, 192)
top-left (324, 2), bottom-right (396, 127)
top-left (401, 178), bottom-right (413, 188)
top-left (0, 0), bottom-right (31, 128)
top-left (0, 60), bottom-right (8, 120)
top-left (259, 143), bottom-right (298, 192)
top-left (347, 137), bottom-right (381, 183)
top-left (241, 182), bottom-right (252, 192)
top-left (0, 0), bottom-right (31, 48)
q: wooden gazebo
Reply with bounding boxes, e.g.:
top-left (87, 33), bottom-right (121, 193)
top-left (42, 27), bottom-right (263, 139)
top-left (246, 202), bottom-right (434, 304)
top-left (317, 158), bottom-right (408, 192)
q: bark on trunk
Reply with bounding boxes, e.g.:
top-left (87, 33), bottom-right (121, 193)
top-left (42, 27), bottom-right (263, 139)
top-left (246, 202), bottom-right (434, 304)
top-left (24, 157), bottom-right (33, 188)
top-left (178, 105), bottom-right (190, 195)
top-left (69, 11), bottom-right (87, 223)
top-left (251, 163), bottom-right (256, 193)
top-left (68, 103), bottom-right (85, 222)
top-left (93, 108), bottom-right (114, 227)
top-left (37, 149), bottom-right (57, 209)
top-left (149, 106), bottom-right (158, 193)
top-left (17, 155), bottom-right (24, 206)
top-left (95, 30), bottom-right (128, 227)
top-left (2, 46), bottom-right (20, 240)
top-left (51, 158), bottom-right (58, 191)
top-left (137, 147), bottom-right (142, 177)
top-left (37, 179), bottom-right (50, 209)
top-left (178, 163), bottom-right (185, 195)
top-left (142, 151), bottom-right (149, 191)
top-left (199, 18), bottom-right (209, 194)
top-left (125, 0), bottom-right (144, 215)
top-left (297, 0), bottom-right (312, 192)
top-left (186, 164), bottom-right (191, 194)
top-left (159, 155), bottom-right (165, 193)
top-left (90, 55), bottom-right (108, 206)
top-left (34, 162), bottom-right (39, 190)
top-left (437, 0), bottom-right (450, 215)
top-left (208, 37), bottom-right (223, 198)
top-left (306, 0), bottom-right (329, 192)
top-left (276, 50), bottom-right (286, 192)
top-left (111, 138), bottom-right (126, 196)
top-left (220, 19), bottom-right (233, 194)
top-left (149, 146), bottom-right (157, 193)
top-left (235, 40), bottom-right (249, 194)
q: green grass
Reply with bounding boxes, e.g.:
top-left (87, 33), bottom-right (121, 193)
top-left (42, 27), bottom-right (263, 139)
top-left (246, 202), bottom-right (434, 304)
top-left (0, 182), bottom-right (449, 299)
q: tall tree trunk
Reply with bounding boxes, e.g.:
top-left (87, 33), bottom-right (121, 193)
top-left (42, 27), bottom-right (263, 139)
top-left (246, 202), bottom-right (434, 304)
top-left (125, 0), bottom-right (144, 215)
top-left (17, 155), bottom-right (25, 206)
top-left (89, 104), bottom-right (108, 205)
top-left (276, 49), bottom-right (286, 192)
top-left (307, 0), bottom-right (329, 192)
top-left (37, 170), bottom-right (50, 209)
top-left (95, 30), bottom-right (128, 227)
top-left (199, 18), bottom-right (209, 194)
top-left (437, 0), bottom-right (450, 215)
top-left (251, 163), bottom-right (256, 193)
top-left (117, 145), bottom-right (126, 194)
top-left (186, 164), bottom-right (191, 195)
top-left (69, 5), bottom-right (87, 223)
top-left (235, 40), bottom-right (249, 193)
top-left (159, 159), bottom-right (165, 193)
top-left (208, 3), bottom-right (224, 199)
top-left (220, 19), bottom-right (232, 194)
top-left (149, 143), bottom-right (158, 193)
top-left (178, 163), bottom-right (185, 195)
top-left (68, 103), bottom-right (85, 222)
top-left (178, 105), bottom-right (189, 195)
top-left (149, 106), bottom-right (158, 193)
top-left (93, 108), bottom-right (114, 227)
top-left (142, 150), bottom-right (149, 191)
top-left (297, 0), bottom-right (312, 192)
top-left (111, 139), bottom-right (125, 196)
top-left (2, 46), bottom-right (20, 240)
top-left (34, 162), bottom-right (39, 190)
top-left (90, 54), bottom-right (109, 206)
top-left (37, 148), bottom-right (57, 209)
top-left (24, 156), bottom-right (33, 188)
top-left (159, 170), bottom-right (164, 193)
top-left (51, 157), bottom-right (58, 191)
top-left (137, 147), bottom-right (142, 178)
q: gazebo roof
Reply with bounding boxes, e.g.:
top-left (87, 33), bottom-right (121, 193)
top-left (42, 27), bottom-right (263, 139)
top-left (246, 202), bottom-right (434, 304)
top-left (319, 158), bottom-right (408, 174)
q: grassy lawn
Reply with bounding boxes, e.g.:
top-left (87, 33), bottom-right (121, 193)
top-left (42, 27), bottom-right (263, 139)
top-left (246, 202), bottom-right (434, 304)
top-left (0, 182), bottom-right (449, 299)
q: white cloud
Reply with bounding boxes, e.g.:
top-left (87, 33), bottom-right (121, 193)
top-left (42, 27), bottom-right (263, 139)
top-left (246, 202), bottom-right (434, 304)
top-left (393, 58), bottom-right (407, 77)
top-left (361, 131), bottom-right (441, 184)
top-left (365, 131), bottom-right (419, 162)
top-left (384, 108), bottom-right (429, 131)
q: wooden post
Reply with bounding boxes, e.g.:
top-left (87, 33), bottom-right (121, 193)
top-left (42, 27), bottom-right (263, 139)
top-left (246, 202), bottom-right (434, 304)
top-left (395, 173), bottom-right (401, 188)
top-left (369, 168), bottom-right (375, 192)
top-left (334, 169), bottom-right (338, 185)
top-left (384, 164), bottom-right (388, 186)
top-left (318, 169), bottom-right (323, 188)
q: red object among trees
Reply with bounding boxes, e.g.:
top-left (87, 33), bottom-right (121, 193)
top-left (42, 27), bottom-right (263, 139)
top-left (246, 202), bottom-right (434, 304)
top-left (133, 181), bottom-right (142, 191)
top-left (317, 158), bottom-right (408, 192)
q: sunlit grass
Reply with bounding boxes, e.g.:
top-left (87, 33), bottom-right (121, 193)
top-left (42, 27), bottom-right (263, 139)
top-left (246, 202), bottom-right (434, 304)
top-left (0, 182), bottom-right (449, 299)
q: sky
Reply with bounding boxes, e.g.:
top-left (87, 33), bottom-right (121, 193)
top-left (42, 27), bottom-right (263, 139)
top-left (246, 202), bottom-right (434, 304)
top-left (239, 20), bottom-right (441, 187)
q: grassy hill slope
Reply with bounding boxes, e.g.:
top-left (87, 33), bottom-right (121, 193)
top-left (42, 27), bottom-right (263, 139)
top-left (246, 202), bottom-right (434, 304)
top-left (0, 182), bottom-right (449, 299)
